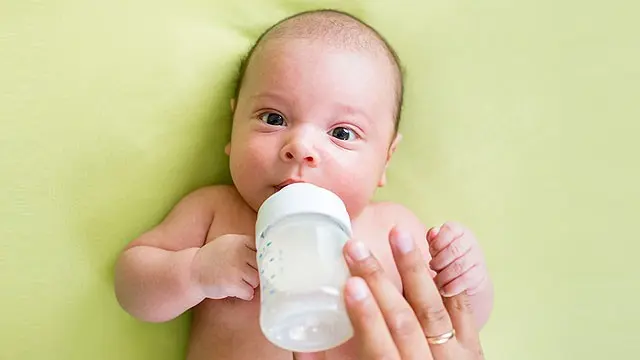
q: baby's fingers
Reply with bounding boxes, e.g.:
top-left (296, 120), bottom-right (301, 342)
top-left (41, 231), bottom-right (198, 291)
top-left (426, 222), bottom-right (465, 257)
top-left (243, 265), bottom-right (260, 288)
top-left (429, 232), bottom-right (474, 272)
top-left (244, 244), bottom-right (258, 271)
top-left (230, 280), bottom-right (255, 301)
top-left (440, 266), bottom-right (486, 297)
top-left (433, 251), bottom-right (476, 289)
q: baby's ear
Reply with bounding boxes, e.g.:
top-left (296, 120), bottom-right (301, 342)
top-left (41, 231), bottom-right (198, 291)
top-left (388, 133), bottom-right (402, 160)
top-left (378, 133), bottom-right (402, 187)
top-left (226, 100), bottom-right (236, 156)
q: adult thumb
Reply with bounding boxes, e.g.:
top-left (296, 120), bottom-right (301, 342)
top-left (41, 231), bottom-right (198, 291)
top-left (293, 352), bottom-right (327, 360)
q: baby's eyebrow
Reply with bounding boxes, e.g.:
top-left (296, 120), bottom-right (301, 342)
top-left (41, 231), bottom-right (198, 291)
top-left (335, 104), bottom-right (372, 123)
top-left (250, 92), bottom-right (289, 103)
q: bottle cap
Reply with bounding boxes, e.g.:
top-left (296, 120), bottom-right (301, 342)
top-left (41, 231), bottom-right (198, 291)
top-left (255, 183), bottom-right (352, 247)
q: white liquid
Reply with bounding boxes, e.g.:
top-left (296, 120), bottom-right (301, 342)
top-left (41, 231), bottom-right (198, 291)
top-left (261, 289), bottom-right (353, 352)
top-left (257, 214), bottom-right (353, 352)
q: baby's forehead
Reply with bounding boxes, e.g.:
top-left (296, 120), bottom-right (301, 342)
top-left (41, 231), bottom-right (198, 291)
top-left (244, 28), bottom-right (398, 94)
top-left (246, 39), bottom-right (396, 97)
top-left (234, 10), bottom-right (404, 130)
top-left (251, 37), bottom-right (391, 71)
top-left (252, 14), bottom-right (393, 66)
top-left (264, 14), bottom-right (386, 52)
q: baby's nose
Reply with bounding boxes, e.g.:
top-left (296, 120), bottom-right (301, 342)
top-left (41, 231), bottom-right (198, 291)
top-left (280, 142), bottom-right (319, 167)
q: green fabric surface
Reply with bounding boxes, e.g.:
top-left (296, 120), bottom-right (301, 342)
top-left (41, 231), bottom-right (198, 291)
top-left (1, 1), bottom-right (638, 359)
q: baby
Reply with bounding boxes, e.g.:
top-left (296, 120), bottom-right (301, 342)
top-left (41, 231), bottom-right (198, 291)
top-left (114, 9), bottom-right (494, 360)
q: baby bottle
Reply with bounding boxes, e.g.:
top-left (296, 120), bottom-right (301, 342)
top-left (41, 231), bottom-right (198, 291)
top-left (255, 183), bottom-right (353, 352)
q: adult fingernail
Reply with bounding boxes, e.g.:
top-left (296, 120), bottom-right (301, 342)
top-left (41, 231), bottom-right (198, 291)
top-left (346, 277), bottom-right (369, 301)
top-left (394, 230), bottom-right (414, 254)
top-left (348, 241), bottom-right (370, 261)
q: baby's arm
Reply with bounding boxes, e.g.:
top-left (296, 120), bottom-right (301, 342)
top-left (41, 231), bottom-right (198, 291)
top-left (389, 204), bottom-right (494, 329)
top-left (114, 186), bottom-right (219, 323)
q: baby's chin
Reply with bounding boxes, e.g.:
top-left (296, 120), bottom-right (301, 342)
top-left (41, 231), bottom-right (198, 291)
top-left (238, 183), bottom-right (369, 222)
top-left (238, 187), bottom-right (276, 214)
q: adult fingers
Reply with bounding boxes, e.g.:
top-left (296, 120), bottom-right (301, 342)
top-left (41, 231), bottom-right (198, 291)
top-left (344, 241), bottom-right (432, 360)
top-left (292, 351), bottom-right (327, 360)
top-left (388, 227), bottom-right (461, 359)
top-left (443, 294), bottom-right (485, 359)
top-left (343, 277), bottom-right (402, 360)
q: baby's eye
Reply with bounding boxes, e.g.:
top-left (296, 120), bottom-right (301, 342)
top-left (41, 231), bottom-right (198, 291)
top-left (329, 127), bottom-right (358, 141)
top-left (259, 112), bottom-right (286, 126)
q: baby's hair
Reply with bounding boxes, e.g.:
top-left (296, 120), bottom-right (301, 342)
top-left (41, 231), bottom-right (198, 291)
top-left (232, 9), bottom-right (405, 131)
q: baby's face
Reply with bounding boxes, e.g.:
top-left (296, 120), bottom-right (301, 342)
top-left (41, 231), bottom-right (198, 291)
top-left (227, 38), bottom-right (399, 218)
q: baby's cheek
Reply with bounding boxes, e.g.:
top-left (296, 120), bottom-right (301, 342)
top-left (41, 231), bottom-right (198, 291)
top-left (245, 142), bottom-right (273, 166)
top-left (334, 174), bottom-right (378, 217)
top-left (231, 143), bottom-right (264, 174)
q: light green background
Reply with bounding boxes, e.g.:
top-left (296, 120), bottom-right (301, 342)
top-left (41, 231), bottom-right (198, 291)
top-left (1, 1), bottom-right (638, 359)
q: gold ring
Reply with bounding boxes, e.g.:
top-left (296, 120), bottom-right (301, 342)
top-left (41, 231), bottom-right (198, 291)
top-left (426, 329), bottom-right (455, 345)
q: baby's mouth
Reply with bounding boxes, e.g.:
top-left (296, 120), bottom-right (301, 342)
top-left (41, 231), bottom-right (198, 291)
top-left (274, 179), bottom-right (305, 192)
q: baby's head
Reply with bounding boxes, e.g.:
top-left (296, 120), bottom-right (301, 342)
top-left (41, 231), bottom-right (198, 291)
top-left (225, 9), bottom-right (404, 218)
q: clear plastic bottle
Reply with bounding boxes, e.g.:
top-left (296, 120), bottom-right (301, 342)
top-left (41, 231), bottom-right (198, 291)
top-left (255, 183), bottom-right (353, 352)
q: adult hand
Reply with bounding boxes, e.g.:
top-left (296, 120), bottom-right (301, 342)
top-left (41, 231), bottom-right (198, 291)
top-left (295, 228), bottom-right (485, 359)
top-left (342, 227), bottom-right (485, 359)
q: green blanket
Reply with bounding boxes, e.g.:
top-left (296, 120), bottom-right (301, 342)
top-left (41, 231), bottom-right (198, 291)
top-left (1, 1), bottom-right (638, 359)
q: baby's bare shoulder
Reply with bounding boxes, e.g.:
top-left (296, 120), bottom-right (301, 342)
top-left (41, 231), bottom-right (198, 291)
top-left (366, 201), bottom-right (430, 257)
top-left (125, 185), bottom-right (244, 250)
top-left (187, 184), bottom-right (239, 199)
top-left (367, 201), bottom-right (424, 227)
top-left (180, 184), bottom-right (245, 209)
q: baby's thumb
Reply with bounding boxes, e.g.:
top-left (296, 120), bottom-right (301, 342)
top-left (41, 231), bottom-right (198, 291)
top-left (242, 234), bottom-right (257, 251)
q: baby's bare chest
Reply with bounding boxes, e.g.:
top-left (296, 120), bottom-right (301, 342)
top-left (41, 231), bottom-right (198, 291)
top-left (188, 201), bottom-right (399, 360)
top-left (205, 199), bottom-right (395, 259)
top-left (205, 197), bottom-right (257, 243)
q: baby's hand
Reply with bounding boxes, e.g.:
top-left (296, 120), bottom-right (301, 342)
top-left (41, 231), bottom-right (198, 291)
top-left (427, 222), bottom-right (488, 297)
top-left (191, 234), bottom-right (259, 301)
